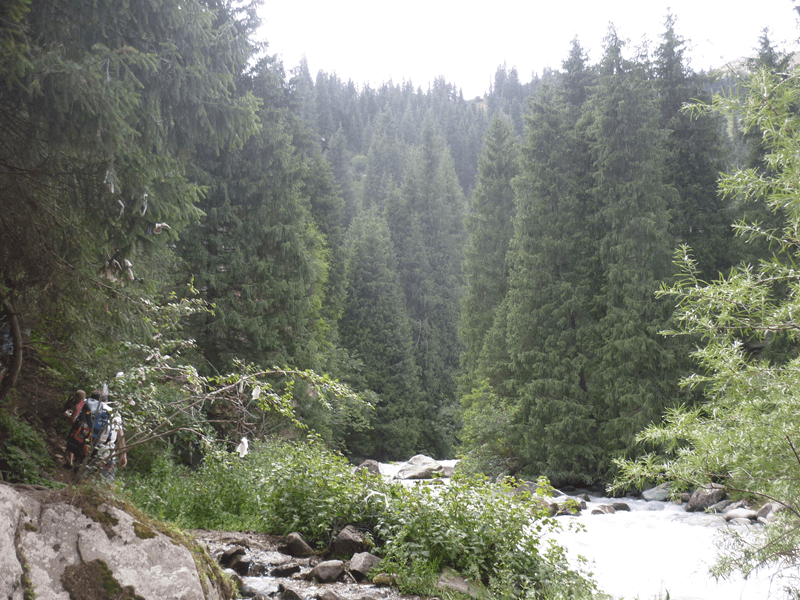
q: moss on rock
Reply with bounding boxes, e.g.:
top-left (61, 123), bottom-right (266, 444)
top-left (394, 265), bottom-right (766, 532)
top-left (61, 559), bottom-right (145, 600)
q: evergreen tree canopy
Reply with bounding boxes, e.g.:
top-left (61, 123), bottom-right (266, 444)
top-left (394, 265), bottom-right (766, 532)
top-left (504, 76), bottom-right (598, 482)
top-left (180, 57), bottom-right (332, 371)
top-left (583, 29), bottom-right (678, 472)
top-left (388, 118), bottom-right (467, 457)
top-left (339, 208), bottom-right (422, 460)
top-left (460, 114), bottom-right (519, 388)
top-left (1, 0), bottom-right (261, 368)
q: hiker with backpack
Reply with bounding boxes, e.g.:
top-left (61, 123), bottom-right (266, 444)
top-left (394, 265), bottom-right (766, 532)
top-left (65, 388), bottom-right (127, 481)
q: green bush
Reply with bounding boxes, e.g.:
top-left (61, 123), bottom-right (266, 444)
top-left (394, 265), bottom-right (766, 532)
top-left (123, 436), bottom-right (385, 537)
top-left (0, 408), bottom-right (56, 485)
top-left (375, 474), bottom-right (595, 599)
top-left (123, 438), bottom-right (597, 599)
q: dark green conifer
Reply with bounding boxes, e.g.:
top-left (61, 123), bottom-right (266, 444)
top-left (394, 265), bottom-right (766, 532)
top-left (182, 59), bottom-right (328, 371)
top-left (460, 115), bottom-right (519, 391)
top-left (388, 119), bottom-right (467, 457)
top-left (582, 29), bottom-right (678, 473)
top-left (339, 208), bottom-right (423, 459)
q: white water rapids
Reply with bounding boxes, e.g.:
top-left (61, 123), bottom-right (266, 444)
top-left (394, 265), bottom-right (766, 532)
top-left (549, 494), bottom-right (795, 600)
top-left (380, 460), bottom-right (798, 599)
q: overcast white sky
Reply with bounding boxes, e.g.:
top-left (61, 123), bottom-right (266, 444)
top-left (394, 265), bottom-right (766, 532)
top-left (258, 1), bottom-right (799, 98)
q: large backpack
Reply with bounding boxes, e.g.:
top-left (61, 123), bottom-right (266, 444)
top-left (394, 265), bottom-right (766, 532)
top-left (83, 397), bottom-right (111, 443)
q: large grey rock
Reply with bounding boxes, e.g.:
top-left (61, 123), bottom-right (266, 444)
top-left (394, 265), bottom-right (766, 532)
top-left (685, 483), bottom-right (726, 512)
top-left (395, 454), bottom-right (444, 480)
top-left (30, 503), bottom-right (214, 600)
top-left (331, 524), bottom-right (368, 556)
top-left (591, 504), bottom-right (616, 515)
top-left (350, 552), bottom-right (382, 580)
top-left (308, 559), bottom-right (345, 583)
top-left (0, 483), bottom-right (224, 600)
top-left (642, 482), bottom-right (672, 502)
top-left (280, 531), bottom-right (316, 558)
top-left (724, 508), bottom-right (758, 521)
top-left (756, 502), bottom-right (786, 522)
top-left (0, 485), bottom-right (39, 600)
top-left (219, 546), bottom-right (250, 575)
top-left (356, 459), bottom-right (381, 475)
top-left (708, 499), bottom-right (734, 513)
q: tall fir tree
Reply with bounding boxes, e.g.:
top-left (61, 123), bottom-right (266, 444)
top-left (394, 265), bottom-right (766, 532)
top-left (583, 29), bottom-right (678, 474)
top-left (1, 0), bottom-right (261, 368)
top-left (460, 114), bottom-right (519, 392)
top-left (654, 13), bottom-right (732, 280)
top-left (339, 208), bottom-right (423, 460)
top-left (181, 58), bottom-right (329, 371)
top-left (504, 45), bottom-right (599, 482)
top-left (388, 118), bottom-right (467, 457)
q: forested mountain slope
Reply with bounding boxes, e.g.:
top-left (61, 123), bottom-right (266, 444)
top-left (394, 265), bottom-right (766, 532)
top-left (0, 0), bottom-right (787, 482)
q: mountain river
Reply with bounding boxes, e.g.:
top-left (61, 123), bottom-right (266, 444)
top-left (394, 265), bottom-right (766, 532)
top-left (380, 461), bottom-right (798, 600)
top-left (549, 494), bottom-right (796, 600)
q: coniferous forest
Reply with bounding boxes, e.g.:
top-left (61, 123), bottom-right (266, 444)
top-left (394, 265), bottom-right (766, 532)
top-left (9, 0), bottom-right (800, 594)
top-left (1, 0), bottom-right (791, 481)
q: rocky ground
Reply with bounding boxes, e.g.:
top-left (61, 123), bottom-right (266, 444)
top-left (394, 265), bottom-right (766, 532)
top-left (193, 529), bottom-right (434, 600)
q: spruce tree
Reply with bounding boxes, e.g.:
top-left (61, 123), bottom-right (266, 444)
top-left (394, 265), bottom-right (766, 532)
top-left (460, 115), bottom-right (520, 391)
top-left (654, 14), bottom-right (732, 279)
top-left (504, 60), bottom-right (598, 482)
top-left (583, 29), bottom-right (678, 473)
top-left (181, 59), bottom-right (329, 371)
top-left (388, 118), bottom-right (467, 457)
top-left (1, 0), bottom-right (260, 366)
top-left (339, 208), bottom-right (423, 460)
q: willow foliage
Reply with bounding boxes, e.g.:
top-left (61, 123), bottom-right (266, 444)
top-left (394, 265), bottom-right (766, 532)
top-left (613, 66), bottom-right (800, 586)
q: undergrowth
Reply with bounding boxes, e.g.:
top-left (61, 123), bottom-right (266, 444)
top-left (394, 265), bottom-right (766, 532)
top-left (0, 407), bottom-right (55, 485)
top-left (121, 436), bottom-right (598, 599)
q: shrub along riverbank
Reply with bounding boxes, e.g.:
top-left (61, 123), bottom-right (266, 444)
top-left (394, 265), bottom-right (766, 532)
top-left (121, 437), bottom-right (599, 599)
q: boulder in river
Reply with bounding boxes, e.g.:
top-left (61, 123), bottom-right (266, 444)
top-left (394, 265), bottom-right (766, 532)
top-left (280, 531), bottom-right (316, 557)
top-left (591, 504), bottom-right (616, 515)
top-left (307, 559), bottom-right (345, 583)
top-left (756, 501), bottom-right (786, 522)
top-left (356, 459), bottom-right (381, 475)
top-left (685, 483), bottom-right (726, 512)
top-left (642, 482), bottom-right (672, 502)
top-left (350, 551), bottom-right (382, 581)
top-left (724, 508), bottom-right (758, 521)
top-left (395, 454), bottom-right (444, 480)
